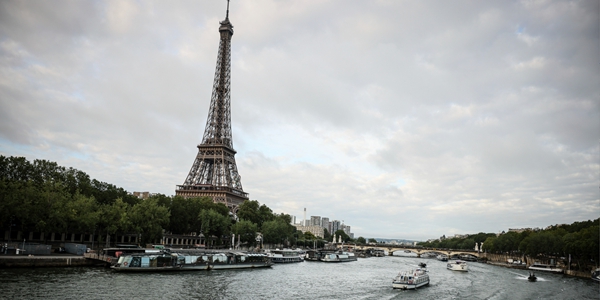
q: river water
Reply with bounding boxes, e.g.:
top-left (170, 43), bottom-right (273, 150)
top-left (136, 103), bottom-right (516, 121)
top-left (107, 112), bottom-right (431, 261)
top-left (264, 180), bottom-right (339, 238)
top-left (1, 255), bottom-right (597, 299)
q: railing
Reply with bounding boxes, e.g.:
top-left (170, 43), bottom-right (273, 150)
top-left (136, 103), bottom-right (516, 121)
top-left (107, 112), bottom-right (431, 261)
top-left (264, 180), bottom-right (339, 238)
top-left (176, 185), bottom-right (249, 198)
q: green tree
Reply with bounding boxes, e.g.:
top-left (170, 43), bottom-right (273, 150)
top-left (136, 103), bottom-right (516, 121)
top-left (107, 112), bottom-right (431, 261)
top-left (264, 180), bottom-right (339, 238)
top-left (482, 236), bottom-right (496, 252)
top-left (237, 200), bottom-right (274, 229)
top-left (334, 230), bottom-right (350, 243)
top-left (129, 198), bottom-right (170, 245)
top-left (356, 236), bottom-right (366, 244)
top-left (262, 218), bottom-right (295, 246)
top-left (231, 220), bottom-right (258, 248)
top-left (199, 209), bottom-right (231, 248)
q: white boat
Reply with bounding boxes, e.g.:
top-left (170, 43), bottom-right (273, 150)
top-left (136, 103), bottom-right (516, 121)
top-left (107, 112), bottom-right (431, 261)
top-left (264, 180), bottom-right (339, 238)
top-left (447, 260), bottom-right (468, 271)
top-left (267, 249), bottom-right (304, 263)
top-left (209, 252), bottom-right (273, 269)
top-left (320, 251), bottom-right (357, 263)
top-left (528, 263), bottom-right (563, 274)
top-left (436, 254), bottom-right (448, 261)
top-left (591, 268), bottom-right (600, 282)
top-left (392, 268), bottom-right (430, 290)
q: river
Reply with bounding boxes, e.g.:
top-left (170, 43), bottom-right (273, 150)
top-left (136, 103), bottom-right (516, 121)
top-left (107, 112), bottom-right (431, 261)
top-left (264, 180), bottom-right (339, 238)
top-left (1, 255), bottom-right (597, 299)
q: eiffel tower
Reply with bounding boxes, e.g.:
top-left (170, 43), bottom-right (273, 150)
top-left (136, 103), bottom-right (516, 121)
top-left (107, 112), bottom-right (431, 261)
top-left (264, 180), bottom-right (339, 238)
top-left (176, 0), bottom-right (248, 211)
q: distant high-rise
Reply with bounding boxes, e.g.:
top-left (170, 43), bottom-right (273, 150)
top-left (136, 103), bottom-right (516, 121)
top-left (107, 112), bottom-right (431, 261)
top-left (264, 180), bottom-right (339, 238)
top-left (331, 220), bottom-right (341, 233)
top-left (310, 216), bottom-right (321, 226)
top-left (321, 217), bottom-right (330, 229)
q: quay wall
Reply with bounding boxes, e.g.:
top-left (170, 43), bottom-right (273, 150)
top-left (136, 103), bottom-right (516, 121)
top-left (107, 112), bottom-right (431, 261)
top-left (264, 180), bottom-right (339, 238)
top-left (565, 270), bottom-right (592, 278)
top-left (0, 256), bottom-right (104, 268)
top-left (482, 253), bottom-right (529, 264)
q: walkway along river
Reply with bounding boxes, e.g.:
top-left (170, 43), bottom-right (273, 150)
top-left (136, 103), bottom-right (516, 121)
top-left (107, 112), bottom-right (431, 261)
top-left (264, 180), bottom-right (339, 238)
top-left (1, 255), bottom-right (597, 299)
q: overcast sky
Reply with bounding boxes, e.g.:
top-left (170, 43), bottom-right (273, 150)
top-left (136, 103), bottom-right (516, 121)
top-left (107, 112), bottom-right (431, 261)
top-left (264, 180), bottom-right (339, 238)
top-left (1, 0), bottom-right (598, 240)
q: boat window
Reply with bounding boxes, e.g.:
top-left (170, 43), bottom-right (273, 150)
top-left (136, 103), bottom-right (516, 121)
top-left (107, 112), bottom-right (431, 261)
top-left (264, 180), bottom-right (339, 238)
top-left (130, 257), bottom-right (141, 267)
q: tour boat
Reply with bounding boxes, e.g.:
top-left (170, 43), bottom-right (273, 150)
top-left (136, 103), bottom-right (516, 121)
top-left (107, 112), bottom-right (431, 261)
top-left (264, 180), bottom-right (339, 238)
top-left (528, 263), bottom-right (563, 274)
top-left (320, 251), bottom-right (357, 263)
top-left (392, 268), bottom-right (430, 290)
top-left (436, 254), bottom-right (448, 261)
top-left (112, 252), bottom-right (183, 272)
top-left (209, 252), bottom-right (273, 269)
top-left (111, 251), bottom-right (272, 271)
top-left (447, 260), bottom-right (468, 272)
top-left (267, 249), bottom-right (304, 263)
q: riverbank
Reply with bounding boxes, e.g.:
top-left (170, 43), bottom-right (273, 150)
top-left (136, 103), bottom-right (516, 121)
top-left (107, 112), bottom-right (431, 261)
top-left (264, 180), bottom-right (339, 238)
top-left (0, 254), bottom-right (105, 268)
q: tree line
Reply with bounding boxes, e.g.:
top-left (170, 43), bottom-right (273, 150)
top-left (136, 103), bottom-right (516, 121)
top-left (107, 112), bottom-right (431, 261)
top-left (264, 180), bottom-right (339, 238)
top-left (0, 156), bottom-right (358, 248)
top-left (417, 220), bottom-right (599, 270)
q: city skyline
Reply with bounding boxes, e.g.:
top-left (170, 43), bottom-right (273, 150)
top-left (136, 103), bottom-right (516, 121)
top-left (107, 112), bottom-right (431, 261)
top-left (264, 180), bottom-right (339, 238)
top-left (0, 1), bottom-right (598, 240)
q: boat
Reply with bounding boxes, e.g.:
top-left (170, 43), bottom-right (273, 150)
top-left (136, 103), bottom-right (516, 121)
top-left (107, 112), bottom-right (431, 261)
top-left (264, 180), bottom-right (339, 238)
top-left (320, 251), bottom-right (358, 263)
top-left (528, 263), bottom-right (563, 274)
top-left (111, 251), bottom-right (272, 271)
top-left (209, 252), bottom-right (273, 269)
top-left (267, 249), bottom-right (304, 263)
top-left (392, 268), bottom-right (430, 290)
top-left (592, 268), bottom-right (600, 282)
top-left (447, 260), bottom-right (468, 272)
top-left (436, 254), bottom-right (448, 261)
top-left (304, 249), bottom-right (357, 262)
top-left (418, 262), bottom-right (427, 268)
top-left (111, 252), bottom-right (183, 272)
top-left (528, 272), bottom-right (537, 282)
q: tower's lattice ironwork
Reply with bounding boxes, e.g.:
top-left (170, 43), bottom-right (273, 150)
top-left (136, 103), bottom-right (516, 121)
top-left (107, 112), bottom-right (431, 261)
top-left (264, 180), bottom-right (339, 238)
top-left (176, 1), bottom-right (248, 211)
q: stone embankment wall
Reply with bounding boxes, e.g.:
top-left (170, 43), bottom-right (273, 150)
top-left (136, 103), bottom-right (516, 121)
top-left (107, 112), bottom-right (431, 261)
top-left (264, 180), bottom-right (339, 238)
top-left (565, 270), bottom-right (592, 278)
top-left (0, 256), bottom-right (104, 268)
top-left (482, 253), bottom-right (529, 264)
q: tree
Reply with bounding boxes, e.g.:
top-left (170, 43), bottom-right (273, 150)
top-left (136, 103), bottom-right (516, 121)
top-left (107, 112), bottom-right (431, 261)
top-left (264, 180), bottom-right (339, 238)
top-left (368, 238), bottom-right (377, 244)
top-left (482, 237), bottom-right (496, 252)
top-left (231, 220), bottom-right (258, 248)
top-left (129, 198), bottom-right (170, 245)
top-left (199, 209), bottom-right (231, 248)
top-left (356, 236), bottom-right (366, 244)
top-left (237, 200), bottom-right (274, 228)
top-left (262, 219), bottom-right (295, 246)
top-left (334, 230), bottom-right (350, 242)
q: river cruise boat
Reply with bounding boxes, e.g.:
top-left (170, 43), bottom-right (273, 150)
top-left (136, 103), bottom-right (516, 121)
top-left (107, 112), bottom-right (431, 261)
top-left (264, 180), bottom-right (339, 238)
top-left (209, 252), bottom-right (273, 269)
top-left (447, 260), bottom-right (468, 272)
top-left (392, 268), bottom-right (430, 290)
top-left (111, 251), bottom-right (271, 271)
top-left (528, 263), bottom-right (563, 274)
top-left (320, 251), bottom-right (357, 263)
top-left (112, 252), bottom-right (182, 272)
top-left (436, 254), bottom-right (448, 261)
top-left (267, 249), bottom-right (304, 263)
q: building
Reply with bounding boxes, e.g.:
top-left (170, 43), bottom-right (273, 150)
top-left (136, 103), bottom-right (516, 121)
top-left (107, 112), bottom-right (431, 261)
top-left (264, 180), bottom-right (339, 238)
top-left (331, 220), bottom-right (341, 233)
top-left (321, 217), bottom-right (329, 229)
top-left (294, 225), bottom-right (324, 238)
top-left (310, 216), bottom-right (321, 227)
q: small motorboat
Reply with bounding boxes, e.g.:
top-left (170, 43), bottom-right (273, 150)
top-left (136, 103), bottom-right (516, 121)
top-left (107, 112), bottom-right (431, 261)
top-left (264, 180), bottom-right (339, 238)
top-left (527, 272), bottom-right (537, 282)
top-left (418, 262), bottom-right (427, 268)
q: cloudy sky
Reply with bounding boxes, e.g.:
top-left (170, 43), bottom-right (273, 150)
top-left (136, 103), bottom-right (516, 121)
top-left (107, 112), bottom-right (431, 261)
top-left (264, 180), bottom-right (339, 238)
top-left (1, 0), bottom-right (598, 240)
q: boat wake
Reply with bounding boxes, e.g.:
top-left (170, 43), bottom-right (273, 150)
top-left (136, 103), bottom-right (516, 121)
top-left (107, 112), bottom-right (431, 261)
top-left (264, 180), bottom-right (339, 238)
top-left (508, 271), bottom-right (548, 281)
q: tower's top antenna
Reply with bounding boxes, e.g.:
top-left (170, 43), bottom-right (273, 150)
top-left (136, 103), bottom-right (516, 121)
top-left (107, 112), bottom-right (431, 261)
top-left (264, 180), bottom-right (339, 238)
top-left (226, 0), bottom-right (230, 20)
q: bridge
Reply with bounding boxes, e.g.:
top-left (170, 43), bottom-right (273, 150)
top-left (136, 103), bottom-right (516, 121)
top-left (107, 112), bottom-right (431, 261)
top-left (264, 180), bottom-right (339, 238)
top-left (350, 244), bottom-right (482, 258)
